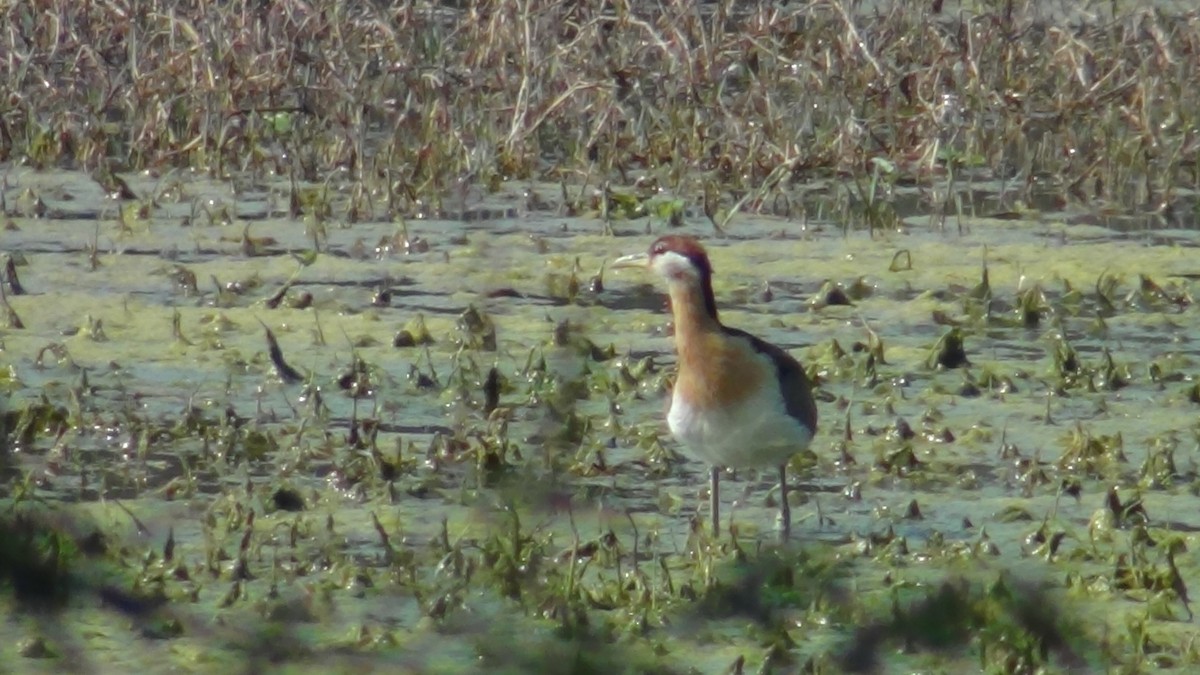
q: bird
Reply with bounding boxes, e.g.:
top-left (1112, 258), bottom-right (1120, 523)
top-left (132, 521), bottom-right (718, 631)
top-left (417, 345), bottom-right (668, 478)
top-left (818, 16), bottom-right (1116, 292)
top-left (611, 235), bottom-right (818, 540)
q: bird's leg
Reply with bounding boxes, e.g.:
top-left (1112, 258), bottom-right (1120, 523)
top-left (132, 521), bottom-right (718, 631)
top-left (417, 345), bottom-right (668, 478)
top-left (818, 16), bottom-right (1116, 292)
top-left (778, 464), bottom-right (791, 541)
top-left (710, 466), bottom-right (721, 538)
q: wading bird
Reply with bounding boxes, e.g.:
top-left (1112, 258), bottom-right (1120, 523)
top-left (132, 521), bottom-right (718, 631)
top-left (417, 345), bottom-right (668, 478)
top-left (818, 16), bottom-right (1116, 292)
top-left (612, 235), bottom-right (818, 540)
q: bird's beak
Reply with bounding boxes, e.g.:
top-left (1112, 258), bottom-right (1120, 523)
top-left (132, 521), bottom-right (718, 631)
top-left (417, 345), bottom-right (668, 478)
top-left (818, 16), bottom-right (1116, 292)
top-left (609, 252), bottom-right (649, 270)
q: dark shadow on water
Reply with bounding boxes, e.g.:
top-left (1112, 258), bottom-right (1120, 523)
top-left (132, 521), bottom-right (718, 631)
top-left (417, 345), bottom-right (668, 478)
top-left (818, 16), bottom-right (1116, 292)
top-left (600, 283), bottom-right (667, 313)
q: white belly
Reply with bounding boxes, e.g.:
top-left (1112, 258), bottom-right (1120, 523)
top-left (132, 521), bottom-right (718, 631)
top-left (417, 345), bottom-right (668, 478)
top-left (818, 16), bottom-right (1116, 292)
top-left (666, 382), bottom-right (814, 469)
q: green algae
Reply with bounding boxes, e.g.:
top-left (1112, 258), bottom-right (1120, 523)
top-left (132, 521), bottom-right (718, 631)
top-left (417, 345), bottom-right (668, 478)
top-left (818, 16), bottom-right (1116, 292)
top-left (3, 163), bottom-right (1200, 672)
top-left (4, 0), bottom-right (1200, 671)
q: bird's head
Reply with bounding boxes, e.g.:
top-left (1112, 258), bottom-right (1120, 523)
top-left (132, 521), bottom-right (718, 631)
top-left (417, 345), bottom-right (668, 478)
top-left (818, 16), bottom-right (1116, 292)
top-left (611, 235), bottom-right (717, 319)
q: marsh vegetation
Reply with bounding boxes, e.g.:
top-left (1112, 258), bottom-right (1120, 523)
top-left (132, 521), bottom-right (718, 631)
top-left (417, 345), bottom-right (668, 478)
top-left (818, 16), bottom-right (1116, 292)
top-left (2, 0), bottom-right (1200, 672)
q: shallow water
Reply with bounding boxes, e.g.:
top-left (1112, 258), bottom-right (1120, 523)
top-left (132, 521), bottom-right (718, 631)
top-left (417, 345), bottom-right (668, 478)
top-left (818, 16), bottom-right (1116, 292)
top-left (2, 164), bottom-right (1199, 672)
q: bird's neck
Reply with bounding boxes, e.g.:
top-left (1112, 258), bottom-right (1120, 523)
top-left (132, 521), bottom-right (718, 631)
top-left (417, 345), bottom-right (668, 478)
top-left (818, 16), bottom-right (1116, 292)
top-left (668, 281), bottom-right (720, 352)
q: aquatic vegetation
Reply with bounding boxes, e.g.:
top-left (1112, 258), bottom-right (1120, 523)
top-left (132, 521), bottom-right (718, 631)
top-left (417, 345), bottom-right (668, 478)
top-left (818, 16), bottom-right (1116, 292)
top-left (2, 0), bottom-right (1200, 672)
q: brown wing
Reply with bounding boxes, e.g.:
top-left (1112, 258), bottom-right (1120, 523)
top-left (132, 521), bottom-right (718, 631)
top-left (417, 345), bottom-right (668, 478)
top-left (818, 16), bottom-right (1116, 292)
top-left (724, 326), bottom-right (818, 435)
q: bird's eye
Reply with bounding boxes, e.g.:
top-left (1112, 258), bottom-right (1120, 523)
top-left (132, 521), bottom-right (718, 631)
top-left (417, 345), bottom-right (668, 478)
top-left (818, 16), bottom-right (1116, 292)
top-left (651, 241), bottom-right (667, 256)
